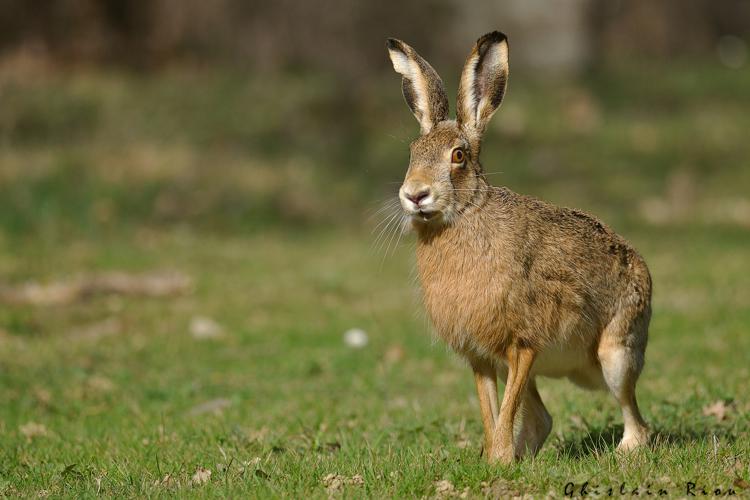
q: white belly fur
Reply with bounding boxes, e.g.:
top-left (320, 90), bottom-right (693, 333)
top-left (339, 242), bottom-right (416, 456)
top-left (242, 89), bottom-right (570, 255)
top-left (531, 342), bottom-right (606, 390)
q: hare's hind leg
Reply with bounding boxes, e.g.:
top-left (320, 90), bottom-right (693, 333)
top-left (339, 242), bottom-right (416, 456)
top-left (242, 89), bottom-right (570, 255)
top-left (515, 379), bottom-right (552, 458)
top-left (597, 308), bottom-right (651, 451)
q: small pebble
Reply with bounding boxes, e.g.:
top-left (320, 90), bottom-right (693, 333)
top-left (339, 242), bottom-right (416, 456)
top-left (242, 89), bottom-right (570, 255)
top-left (343, 328), bottom-right (368, 348)
top-left (190, 316), bottom-right (224, 340)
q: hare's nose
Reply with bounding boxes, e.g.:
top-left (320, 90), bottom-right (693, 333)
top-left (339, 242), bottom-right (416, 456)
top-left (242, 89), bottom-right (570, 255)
top-left (405, 188), bottom-right (431, 206)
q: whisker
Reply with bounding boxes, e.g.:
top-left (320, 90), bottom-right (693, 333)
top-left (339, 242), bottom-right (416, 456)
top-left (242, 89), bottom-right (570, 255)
top-left (392, 217), bottom-right (407, 258)
top-left (376, 219), bottom-right (399, 268)
top-left (373, 213), bottom-right (399, 253)
top-left (367, 196), bottom-right (400, 210)
top-left (371, 211), bottom-right (401, 251)
top-left (368, 199), bottom-right (401, 221)
top-left (370, 201), bottom-right (400, 227)
top-left (386, 133), bottom-right (407, 144)
top-left (371, 211), bottom-right (399, 237)
top-left (381, 215), bottom-right (407, 269)
top-left (366, 193), bottom-right (399, 206)
top-left (383, 217), bottom-right (402, 261)
top-left (372, 210), bottom-right (402, 253)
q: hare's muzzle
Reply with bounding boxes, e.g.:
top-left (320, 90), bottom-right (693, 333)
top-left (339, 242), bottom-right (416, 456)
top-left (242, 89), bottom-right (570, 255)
top-left (399, 182), bottom-right (439, 219)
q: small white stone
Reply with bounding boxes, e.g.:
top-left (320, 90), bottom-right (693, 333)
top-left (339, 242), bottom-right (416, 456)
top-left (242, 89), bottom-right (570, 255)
top-left (343, 328), bottom-right (368, 348)
top-left (190, 316), bottom-right (224, 340)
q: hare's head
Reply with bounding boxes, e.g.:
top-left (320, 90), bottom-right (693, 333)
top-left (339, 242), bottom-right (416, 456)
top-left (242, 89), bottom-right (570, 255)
top-left (387, 32), bottom-right (509, 226)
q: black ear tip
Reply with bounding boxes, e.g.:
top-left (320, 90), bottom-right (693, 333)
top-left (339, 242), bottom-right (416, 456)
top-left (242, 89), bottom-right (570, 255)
top-left (386, 38), bottom-right (403, 51)
top-left (478, 31), bottom-right (508, 46)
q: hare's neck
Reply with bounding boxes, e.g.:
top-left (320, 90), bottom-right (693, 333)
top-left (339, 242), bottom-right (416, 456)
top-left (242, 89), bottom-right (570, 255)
top-left (414, 181), bottom-right (493, 244)
top-left (415, 209), bottom-right (482, 248)
top-left (413, 205), bottom-right (494, 310)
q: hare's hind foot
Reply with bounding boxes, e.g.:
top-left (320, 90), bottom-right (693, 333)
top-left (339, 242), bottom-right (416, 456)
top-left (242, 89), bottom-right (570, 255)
top-left (617, 426), bottom-right (650, 452)
top-left (598, 308), bottom-right (651, 453)
top-left (514, 379), bottom-right (552, 458)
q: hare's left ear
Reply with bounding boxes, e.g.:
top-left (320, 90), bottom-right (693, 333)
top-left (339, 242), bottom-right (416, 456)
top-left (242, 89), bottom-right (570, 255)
top-left (456, 31), bottom-right (509, 138)
top-left (387, 38), bottom-right (449, 134)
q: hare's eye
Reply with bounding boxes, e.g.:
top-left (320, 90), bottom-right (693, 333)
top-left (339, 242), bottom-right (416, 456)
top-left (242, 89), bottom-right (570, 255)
top-left (451, 148), bottom-right (465, 164)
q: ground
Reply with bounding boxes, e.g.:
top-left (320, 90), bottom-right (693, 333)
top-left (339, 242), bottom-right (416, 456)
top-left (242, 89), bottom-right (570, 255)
top-left (0, 61), bottom-right (749, 497)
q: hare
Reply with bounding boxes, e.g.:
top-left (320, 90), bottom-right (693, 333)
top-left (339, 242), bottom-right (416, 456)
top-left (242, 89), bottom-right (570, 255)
top-left (386, 31), bottom-right (652, 464)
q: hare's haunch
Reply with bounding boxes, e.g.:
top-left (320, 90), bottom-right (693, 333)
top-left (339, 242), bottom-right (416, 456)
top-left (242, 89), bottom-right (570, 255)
top-left (386, 32), bottom-right (651, 463)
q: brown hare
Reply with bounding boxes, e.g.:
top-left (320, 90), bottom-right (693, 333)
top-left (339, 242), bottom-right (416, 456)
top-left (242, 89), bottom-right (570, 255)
top-left (386, 31), bottom-right (652, 464)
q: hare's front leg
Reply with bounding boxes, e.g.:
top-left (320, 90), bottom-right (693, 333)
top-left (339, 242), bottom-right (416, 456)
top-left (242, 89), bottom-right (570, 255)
top-left (488, 345), bottom-right (536, 464)
top-left (471, 359), bottom-right (499, 455)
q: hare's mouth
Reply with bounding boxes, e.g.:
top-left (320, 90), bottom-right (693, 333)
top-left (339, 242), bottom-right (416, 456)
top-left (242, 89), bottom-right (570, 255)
top-left (414, 209), bottom-right (440, 222)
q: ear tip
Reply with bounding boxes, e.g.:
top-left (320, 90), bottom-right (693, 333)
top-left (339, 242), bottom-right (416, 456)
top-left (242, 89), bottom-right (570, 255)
top-left (478, 31), bottom-right (508, 46)
top-left (386, 38), bottom-right (403, 51)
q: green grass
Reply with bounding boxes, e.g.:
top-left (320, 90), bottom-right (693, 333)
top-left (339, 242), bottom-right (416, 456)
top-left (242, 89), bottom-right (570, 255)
top-left (1, 60), bottom-right (749, 497)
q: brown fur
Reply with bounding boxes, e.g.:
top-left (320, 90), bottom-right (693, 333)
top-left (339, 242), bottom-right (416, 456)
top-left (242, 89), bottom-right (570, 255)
top-left (387, 32), bottom-right (652, 463)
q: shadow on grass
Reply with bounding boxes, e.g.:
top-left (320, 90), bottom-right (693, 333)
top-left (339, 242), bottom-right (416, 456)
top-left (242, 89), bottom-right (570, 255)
top-left (556, 425), bottom-right (735, 459)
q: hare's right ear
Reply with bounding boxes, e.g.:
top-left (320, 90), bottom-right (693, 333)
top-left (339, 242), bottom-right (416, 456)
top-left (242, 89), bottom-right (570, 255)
top-left (386, 38), bottom-right (449, 134)
top-left (456, 31), bottom-right (509, 139)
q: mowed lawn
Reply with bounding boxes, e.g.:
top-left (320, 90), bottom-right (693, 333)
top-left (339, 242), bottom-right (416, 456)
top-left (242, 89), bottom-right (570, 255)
top-left (1, 62), bottom-right (749, 497)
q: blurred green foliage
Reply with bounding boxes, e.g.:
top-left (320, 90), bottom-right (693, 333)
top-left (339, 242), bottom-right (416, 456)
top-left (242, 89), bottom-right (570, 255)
top-left (2, 61), bottom-right (750, 243)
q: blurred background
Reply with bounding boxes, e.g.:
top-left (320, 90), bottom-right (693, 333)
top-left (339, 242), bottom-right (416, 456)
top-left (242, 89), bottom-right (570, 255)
top-left (1, 0), bottom-right (749, 235)
top-left (0, 1), bottom-right (749, 496)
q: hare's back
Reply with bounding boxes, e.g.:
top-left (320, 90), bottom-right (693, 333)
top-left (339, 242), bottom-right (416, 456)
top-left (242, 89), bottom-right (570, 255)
top-left (492, 187), bottom-right (650, 313)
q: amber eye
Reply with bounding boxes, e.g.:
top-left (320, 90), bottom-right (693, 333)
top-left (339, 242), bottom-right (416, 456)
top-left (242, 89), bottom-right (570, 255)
top-left (451, 148), bottom-right (465, 164)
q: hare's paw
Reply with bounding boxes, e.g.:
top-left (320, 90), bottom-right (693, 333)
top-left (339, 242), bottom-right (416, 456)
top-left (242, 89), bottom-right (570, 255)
top-left (487, 436), bottom-right (516, 465)
top-left (616, 428), bottom-right (650, 452)
top-left (488, 447), bottom-right (515, 465)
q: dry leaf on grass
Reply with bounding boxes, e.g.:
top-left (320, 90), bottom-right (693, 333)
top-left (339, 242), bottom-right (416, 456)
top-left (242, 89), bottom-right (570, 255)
top-left (703, 400), bottom-right (732, 421)
top-left (246, 427), bottom-right (270, 442)
top-left (322, 473), bottom-right (344, 492)
top-left (434, 480), bottom-right (455, 495)
top-left (86, 375), bottom-right (116, 394)
top-left (322, 473), bottom-right (364, 493)
top-left (434, 479), bottom-right (469, 499)
top-left (19, 422), bottom-right (51, 441)
top-left (154, 474), bottom-right (178, 488)
top-left (33, 387), bottom-right (53, 406)
top-left (657, 476), bottom-right (678, 488)
top-left (383, 344), bottom-right (405, 365)
top-left (727, 457), bottom-right (746, 475)
top-left (191, 467), bottom-right (211, 485)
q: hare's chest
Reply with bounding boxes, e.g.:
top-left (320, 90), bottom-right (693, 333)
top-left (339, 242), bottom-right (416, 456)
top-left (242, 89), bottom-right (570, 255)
top-left (417, 250), bottom-right (511, 356)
